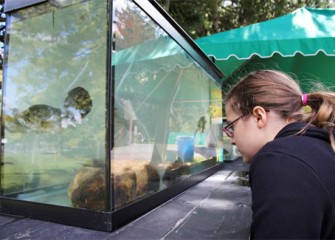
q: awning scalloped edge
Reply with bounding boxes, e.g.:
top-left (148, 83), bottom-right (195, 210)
top-left (207, 49), bottom-right (335, 61)
top-left (119, 61), bottom-right (200, 76)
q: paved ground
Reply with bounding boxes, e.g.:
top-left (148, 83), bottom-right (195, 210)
top-left (0, 159), bottom-right (252, 240)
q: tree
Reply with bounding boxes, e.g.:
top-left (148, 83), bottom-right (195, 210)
top-left (156, 0), bottom-right (335, 39)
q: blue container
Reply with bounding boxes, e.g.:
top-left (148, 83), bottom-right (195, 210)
top-left (177, 136), bottom-right (194, 162)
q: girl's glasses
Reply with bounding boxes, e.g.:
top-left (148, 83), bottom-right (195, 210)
top-left (223, 109), bottom-right (269, 138)
top-left (223, 115), bottom-right (244, 138)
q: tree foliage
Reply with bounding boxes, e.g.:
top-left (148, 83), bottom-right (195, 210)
top-left (156, 0), bottom-right (335, 39)
top-left (0, 0), bottom-right (334, 70)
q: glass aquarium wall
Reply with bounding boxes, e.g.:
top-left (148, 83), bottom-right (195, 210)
top-left (1, 0), bottom-right (108, 210)
top-left (0, 0), bottom-right (224, 231)
top-left (111, 0), bottom-right (223, 209)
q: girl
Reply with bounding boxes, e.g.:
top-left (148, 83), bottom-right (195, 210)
top-left (223, 70), bottom-right (335, 239)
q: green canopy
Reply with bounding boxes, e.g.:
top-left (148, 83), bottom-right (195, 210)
top-left (196, 7), bottom-right (335, 91)
top-left (113, 37), bottom-right (198, 76)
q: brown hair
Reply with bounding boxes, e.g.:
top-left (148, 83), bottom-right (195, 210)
top-left (224, 69), bottom-right (335, 150)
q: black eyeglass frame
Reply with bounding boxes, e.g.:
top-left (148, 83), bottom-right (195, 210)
top-left (223, 115), bottom-right (244, 138)
top-left (223, 109), bottom-right (270, 138)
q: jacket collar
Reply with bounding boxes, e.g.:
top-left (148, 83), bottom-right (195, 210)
top-left (275, 122), bottom-right (330, 143)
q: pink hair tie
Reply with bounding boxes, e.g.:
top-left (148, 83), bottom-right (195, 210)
top-left (301, 93), bottom-right (308, 106)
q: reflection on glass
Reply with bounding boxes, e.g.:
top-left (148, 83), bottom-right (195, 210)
top-left (1, 0), bottom-right (224, 212)
top-left (111, 0), bottom-right (223, 209)
top-left (1, 0), bottom-right (108, 209)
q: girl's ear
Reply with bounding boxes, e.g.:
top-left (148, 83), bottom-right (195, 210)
top-left (252, 106), bottom-right (267, 128)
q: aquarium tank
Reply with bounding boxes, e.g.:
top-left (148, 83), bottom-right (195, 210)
top-left (0, 0), bottom-right (225, 231)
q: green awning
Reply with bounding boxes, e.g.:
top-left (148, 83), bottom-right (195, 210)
top-left (113, 37), bottom-right (196, 75)
top-left (196, 7), bottom-right (335, 91)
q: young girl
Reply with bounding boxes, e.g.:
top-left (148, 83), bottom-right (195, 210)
top-left (223, 70), bottom-right (335, 239)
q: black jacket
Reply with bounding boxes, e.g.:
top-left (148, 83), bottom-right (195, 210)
top-left (250, 122), bottom-right (335, 239)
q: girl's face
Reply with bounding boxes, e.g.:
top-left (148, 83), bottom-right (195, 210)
top-left (225, 105), bottom-right (266, 163)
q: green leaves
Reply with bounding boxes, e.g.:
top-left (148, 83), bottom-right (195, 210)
top-left (156, 0), bottom-right (335, 39)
